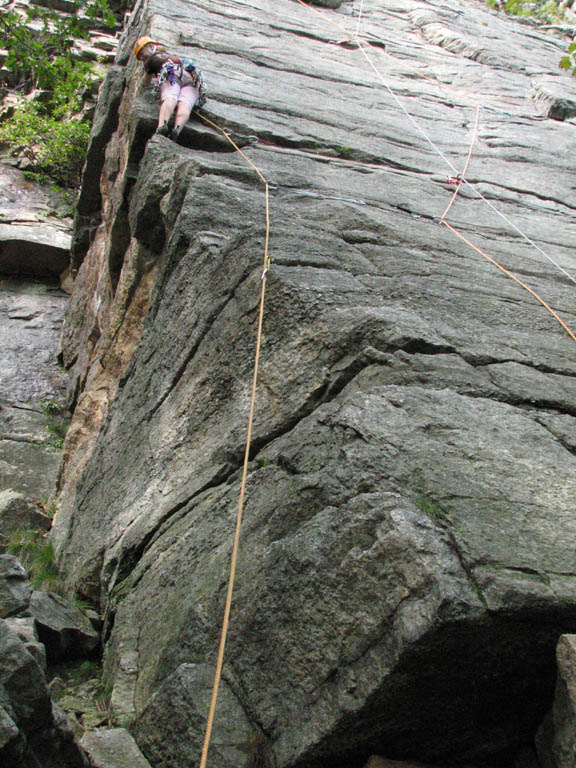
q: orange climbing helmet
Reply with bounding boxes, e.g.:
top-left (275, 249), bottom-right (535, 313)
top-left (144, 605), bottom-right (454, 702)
top-left (133, 36), bottom-right (159, 57)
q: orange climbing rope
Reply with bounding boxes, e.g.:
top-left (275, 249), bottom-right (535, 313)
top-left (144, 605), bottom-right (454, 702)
top-left (437, 107), bottom-right (576, 343)
top-left (195, 112), bottom-right (271, 768)
top-left (440, 105), bottom-right (480, 221)
top-left (442, 221), bottom-right (576, 342)
top-left (295, 0), bottom-right (576, 340)
top-left (194, 2), bottom-right (575, 760)
top-left (297, 0), bottom-right (576, 288)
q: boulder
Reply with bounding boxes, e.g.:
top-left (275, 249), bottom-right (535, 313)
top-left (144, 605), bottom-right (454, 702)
top-left (80, 728), bottom-right (153, 768)
top-left (0, 687), bottom-right (26, 765)
top-left (0, 555), bottom-right (30, 618)
top-left (132, 664), bottom-right (255, 768)
top-left (538, 635), bottom-right (576, 768)
top-left (26, 591), bottom-right (99, 662)
top-left (4, 617), bottom-right (46, 669)
top-left (0, 223), bottom-right (71, 278)
top-left (0, 490), bottom-right (51, 554)
top-left (0, 618), bottom-right (88, 768)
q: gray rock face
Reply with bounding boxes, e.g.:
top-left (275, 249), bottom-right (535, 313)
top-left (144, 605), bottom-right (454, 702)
top-left (0, 618), bottom-right (88, 768)
top-left (0, 223), bottom-right (71, 278)
top-left (133, 663), bottom-right (255, 768)
top-left (540, 635), bottom-right (576, 768)
top-left (4, 617), bottom-right (47, 669)
top-left (80, 727), bottom-right (154, 768)
top-left (0, 278), bottom-right (69, 499)
top-left (0, 279), bottom-right (68, 405)
top-left (53, 0), bottom-right (576, 765)
top-left (0, 490), bottom-right (51, 554)
top-left (0, 556), bottom-right (31, 619)
top-left (25, 591), bottom-right (99, 663)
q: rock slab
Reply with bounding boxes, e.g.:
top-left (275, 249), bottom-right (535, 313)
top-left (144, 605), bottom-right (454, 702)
top-left (52, 0), bottom-right (576, 766)
top-left (80, 728), bottom-right (153, 768)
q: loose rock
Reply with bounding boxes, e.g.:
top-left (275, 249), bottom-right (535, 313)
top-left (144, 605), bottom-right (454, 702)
top-left (0, 555), bottom-right (30, 618)
top-left (80, 728), bottom-right (153, 768)
top-left (26, 591), bottom-right (99, 663)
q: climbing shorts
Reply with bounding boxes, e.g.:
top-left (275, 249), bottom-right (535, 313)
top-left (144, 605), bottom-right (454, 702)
top-left (159, 70), bottom-right (200, 109)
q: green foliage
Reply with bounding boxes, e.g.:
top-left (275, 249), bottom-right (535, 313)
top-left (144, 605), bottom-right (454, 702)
top-left (113, 713), bottom-right (135, 730)
top-left (7, 529), bottom-right (60, 590)
top-left (414, 494), bottom-right (444, 525)
top-left (72, 660), bottom-right (101, 682)
top-left (46, 421), bottom-right (68, 449)
top-left (0, 0), bottom-right (114, 187)
top-left (0, 2), bottom-right (112, 113)
top-left (560, 41), bottom-right (576, 76)
top-left (336, 145), bottom-right (353, 159)
top-left (0, 102), bottom-right (90, 188)
top-left (41, 400), bottom-right (60, 418)
top-left (487, 0), bottom-right (574, 77)
top-left (39, 400), bottom-right (68, 449)
top-left (498, 0), bottom-right (564, 21)
top-left (46, 500), bottom-right (58, 519)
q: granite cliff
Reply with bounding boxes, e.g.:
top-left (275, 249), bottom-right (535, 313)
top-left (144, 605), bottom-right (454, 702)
top-left (51, 0), bottom-right (576, 765)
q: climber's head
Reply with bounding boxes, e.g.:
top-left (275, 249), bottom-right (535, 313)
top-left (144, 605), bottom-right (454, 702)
top-left (133, 36), bottom-right (159, 61)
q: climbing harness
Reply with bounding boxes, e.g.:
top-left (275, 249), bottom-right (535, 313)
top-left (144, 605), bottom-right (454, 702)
top-left (150, 55), bottom-right (208, 108)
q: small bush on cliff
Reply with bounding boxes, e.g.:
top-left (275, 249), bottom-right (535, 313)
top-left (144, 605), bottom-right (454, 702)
top-left (7, 529), bottom-right (60, 590)
top-left (0, 105), bottom-right (90, 188)
top-left (487, 0), bottom-right (576, 75)
top-left (560, 40), bottom-right (576, 75)
top-left (40, 400), bottom-right (69, 449)
top-left (499, 0), bottom-right (563, 21)
top-left (0, 0), bottom-right (114, 187)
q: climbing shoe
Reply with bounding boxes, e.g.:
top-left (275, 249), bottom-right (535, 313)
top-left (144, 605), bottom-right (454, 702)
top-left (156, 123), bottom-right (171, 138)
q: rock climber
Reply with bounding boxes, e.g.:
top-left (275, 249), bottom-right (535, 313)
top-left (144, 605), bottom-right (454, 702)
top-left (133, 36), bottom-right (207, 141)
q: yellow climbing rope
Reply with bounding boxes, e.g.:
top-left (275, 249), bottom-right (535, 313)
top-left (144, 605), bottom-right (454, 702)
top-left (195, 112), bottom-right (270, 768)
top-left (195, 3), bottom-right (575, 760)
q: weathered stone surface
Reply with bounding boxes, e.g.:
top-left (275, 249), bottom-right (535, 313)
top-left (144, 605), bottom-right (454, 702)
top-left (0, 277), bottom-right (69, 498)
top-left (0, 687), bottom-right (26, 764)
top-left (0, 223), bottom-right (71, 278)
top-left (53, 0), bottom-right (576, 766)
top-left (0, 279), bottom-right (68, 404)
top-left (4, 617), bottom-right (47, 670)
top-left (0, 618), bottom-right (88, 768)
top-left (0, 160), bottom-right (72, 225)
top-left (364, 759), bottom-right (436, 768)
top-left (71, 64), bottom-right (126, 268)
top-left (0, 404), bottom-right (64, 499)
top-left (133, 664), bottom-right (254, 768)
top-left (538, 635), bottom-right (576, 768)
top-left (81, 727), bottom-right (153, 768)
top-left (0, 556), bottom-right (30, 618)
top-left (0, 490), bottom-right (51, 553)
top-left (26, 591), bottom-right (99, 662)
